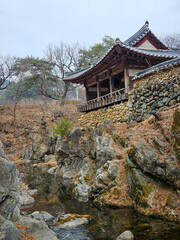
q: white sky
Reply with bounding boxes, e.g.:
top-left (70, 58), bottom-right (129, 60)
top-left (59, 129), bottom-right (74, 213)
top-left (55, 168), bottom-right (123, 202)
top-left (0, 0), bottom-right (179, 58)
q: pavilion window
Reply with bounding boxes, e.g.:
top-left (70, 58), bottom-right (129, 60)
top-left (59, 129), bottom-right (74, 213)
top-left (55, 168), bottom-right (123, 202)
top-left (86, 83), bottom-right (97, 101)
top-left (112, 72), bottom-right (125, 91)
top-left (99, 78), bottom-right (110, 96)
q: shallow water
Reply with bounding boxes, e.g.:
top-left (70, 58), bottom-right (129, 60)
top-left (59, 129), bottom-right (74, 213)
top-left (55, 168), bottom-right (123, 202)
top-left (24, 193), bottom-right (180, 240)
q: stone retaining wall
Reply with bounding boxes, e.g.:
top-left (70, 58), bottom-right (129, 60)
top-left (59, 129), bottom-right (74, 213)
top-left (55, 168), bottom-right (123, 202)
top-left (79, 66), bottom-right (180, 128)
top-left (128, 66), bottom-right (180, 122)
top-left (79, 102), bottom-right (129, 128)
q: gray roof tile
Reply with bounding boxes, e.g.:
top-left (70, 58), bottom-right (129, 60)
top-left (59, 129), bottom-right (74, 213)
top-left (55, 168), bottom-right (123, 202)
top-left (133, 58), bottom-right (180, 80)
top-left (124, 21), bottom-right (150, 46)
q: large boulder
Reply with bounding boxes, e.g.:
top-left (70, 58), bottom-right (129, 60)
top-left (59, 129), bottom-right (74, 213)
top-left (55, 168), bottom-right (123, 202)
top-left (0, 217), bottom-right (21, 240)
top-left (55, 128), bottom-right (85, 192)
top-left (0, 142), bottom-right (20, 221)
top-left (17, 216), bottom-right (58, 240)
top-left (116, 230), bottom-right (134, 240)
top-left (127, 139), bottom-right (180, 189)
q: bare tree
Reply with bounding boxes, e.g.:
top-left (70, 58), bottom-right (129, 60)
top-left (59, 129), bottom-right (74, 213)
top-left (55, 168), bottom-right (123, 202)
top-left (44, 42), bottom-right (81, 105)
top-left (0, 55), bottom-right (16, 90)
top-left (160, 33), bottom-right (180, 48)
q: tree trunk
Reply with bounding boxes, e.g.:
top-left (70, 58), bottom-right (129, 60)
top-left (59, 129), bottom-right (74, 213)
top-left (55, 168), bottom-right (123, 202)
top-left (60, 81), bottom-right (70, 106)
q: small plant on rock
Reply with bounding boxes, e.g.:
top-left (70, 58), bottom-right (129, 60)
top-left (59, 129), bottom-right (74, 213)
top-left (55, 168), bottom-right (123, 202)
top-left (54, 117), bottom-right (72, 136)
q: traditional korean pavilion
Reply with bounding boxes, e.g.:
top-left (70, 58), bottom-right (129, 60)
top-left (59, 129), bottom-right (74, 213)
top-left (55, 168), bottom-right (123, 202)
top-left (65, 21), bottom-right (180, 112)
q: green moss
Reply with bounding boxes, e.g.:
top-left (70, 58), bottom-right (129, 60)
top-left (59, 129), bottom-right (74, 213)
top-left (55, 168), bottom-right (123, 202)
top-left (111, 187), bottom-right (121, 196)
top-left (166, 193), bottom-right (174, 207)
top-left (53, 213), bottom-right (91, 226)
top-left (142, 182), bottom-right (154, 198)
top-left (115, 153), bottom-right (123, 160)
top-left (127, 146), bottom-right (137, 159)
top-left (134, 223), bottom-right (150, 231)
top-left (112, 134), bottom-right (126, 148)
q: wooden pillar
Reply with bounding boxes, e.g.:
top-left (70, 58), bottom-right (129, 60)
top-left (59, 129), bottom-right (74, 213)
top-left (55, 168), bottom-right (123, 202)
top-left (124, 68), bottom-right (130, 93)
top-left (86, 87), bottom-right (89, 101)
top-left (97, 82), bottom-right (100, 98)
top-left (109, 76), bottom-right (113, 93)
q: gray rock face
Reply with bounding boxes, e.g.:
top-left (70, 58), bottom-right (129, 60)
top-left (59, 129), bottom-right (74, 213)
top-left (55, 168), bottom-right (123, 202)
top-left (74, 183), bottom-right (90, 202)
top-left (55, 128), bottom-right (85, 192)
top-left (128, 140), bottom-right (180, 189)
top-left (0, 142), bottom-right (20, 221)
top-left (30, 211), bottom-right (54, 221)
top-left (116, 230), bottom-right (134, 240)
top-left (0, 219), bottom-right (21, 240)
top-left (55, 126), bottom-right (122, 201)
top-left (18, 216), bottom-right (58, 240)
top-left (57, 217), bottom-right (89, 229)
top-left (54, 213), bottom-right (90, 229)
top-left (0, 141), bottom-right (5, 158)
top-left (95, 134), bottom-right (118, 168)
top-left (19, 190), bottom-right (35, 208)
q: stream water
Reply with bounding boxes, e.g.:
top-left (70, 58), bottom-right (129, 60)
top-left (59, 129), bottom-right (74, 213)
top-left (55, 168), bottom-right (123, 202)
top-left (23, 193), bottom-right (180, 240)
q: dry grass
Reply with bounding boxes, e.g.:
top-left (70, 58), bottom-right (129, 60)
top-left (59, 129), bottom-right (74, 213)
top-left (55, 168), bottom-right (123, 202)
top-left (0, 101), bottom-right (80, 166)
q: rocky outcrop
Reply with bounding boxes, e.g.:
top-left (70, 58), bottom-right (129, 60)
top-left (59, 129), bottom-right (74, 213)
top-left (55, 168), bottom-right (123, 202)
top-left (54, 106), bottom-right (180, 220)
top-left (55, 128), bottom-right (85, 194)
top-left (127, 139), bottom-right (180, 189)
top-left (17, 216), bottom-right (58, 240)
top-left (55, 125), bottom-right (132, 207)
top-left (0, 141), bottom-right (20, 221)
top-left (0, 215), bottom-right (21, 240)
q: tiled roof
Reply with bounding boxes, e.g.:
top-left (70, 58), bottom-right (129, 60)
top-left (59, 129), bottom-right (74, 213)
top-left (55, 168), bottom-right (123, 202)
top-left (65, 43), bottom-right (180, 81)
top-left (65, 46), bottom-right (113, 80)
top-left (65, 66), bottom-right (91, 80)
top-left (124, 45), bottom-right (180, 58)
top-left (124, 21), bottom-right (166, 48)
top-left (133, 58), bottom-right (180, 80)
top-left (124, 21), bottom-right (150, 46)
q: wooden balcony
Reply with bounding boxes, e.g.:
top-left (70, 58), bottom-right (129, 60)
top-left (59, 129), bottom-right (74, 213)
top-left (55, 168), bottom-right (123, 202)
top-left (77, 88), bottom-right (128, 112)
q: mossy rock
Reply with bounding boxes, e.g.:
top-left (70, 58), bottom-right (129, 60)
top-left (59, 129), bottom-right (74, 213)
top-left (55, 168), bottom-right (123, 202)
top-left (112, 134), bottom-right (126, 148)
top-left (127, 146), bottom-right (137, 159)
top-left (53, 213), bottom-right (91, 226)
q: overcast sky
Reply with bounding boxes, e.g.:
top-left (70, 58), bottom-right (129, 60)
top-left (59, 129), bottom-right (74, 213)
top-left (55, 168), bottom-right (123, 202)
top-left (0, 0), bottom-right (179, 58)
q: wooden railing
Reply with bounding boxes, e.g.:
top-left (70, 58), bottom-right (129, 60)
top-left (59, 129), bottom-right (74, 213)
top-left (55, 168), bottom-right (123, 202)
top-left (77, 88), bottom-right (128, 112)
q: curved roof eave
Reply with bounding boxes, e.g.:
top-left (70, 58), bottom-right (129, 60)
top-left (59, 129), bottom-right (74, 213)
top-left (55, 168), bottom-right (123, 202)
top-left (124, 21), bottom-right (150, 46)
top-left (64, 42), bottom-right (180, 82)
top-left (124, 21), bottom-right (168, 49)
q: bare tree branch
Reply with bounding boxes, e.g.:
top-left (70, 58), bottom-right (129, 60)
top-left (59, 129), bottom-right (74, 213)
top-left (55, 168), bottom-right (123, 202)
top-left (0, 55), bottom-right (16, 90)
top-left (160, 33), bottom-right (180, 48)
top-left (44, 42), bottom-right (82, 105)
